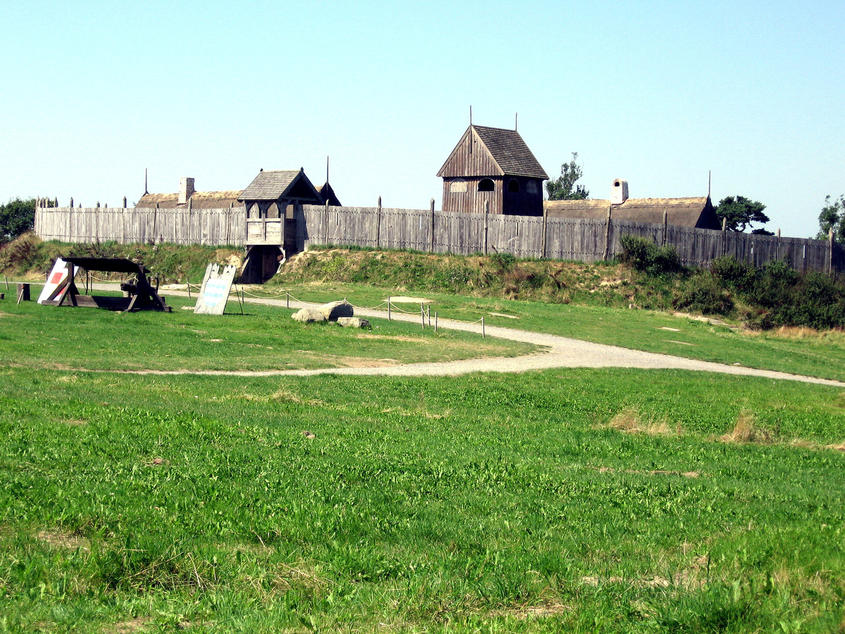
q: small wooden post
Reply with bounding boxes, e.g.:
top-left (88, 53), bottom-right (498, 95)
top-left (16, 283), bottom-right (30, 304)
top-left (484, 200), bottom-right (489, 255)
top-left (481, 316), bottom-right (485, 338)
top-left (420, 305), bottom-right (425, 330)
top-left (286, 291), bottom-right (290, 309)
top-left (662, 209), bottom-right (668, 246)
top-left (434, 312), bottom-right (438, 332)
top-left (603, 205), bottom-right (613, 260)
top-left (376, 196), bottom-right (382, 248)
top-left (430, 198), bottom-right (435, 253)
top-left (387, 297), bottom-right (391, 320)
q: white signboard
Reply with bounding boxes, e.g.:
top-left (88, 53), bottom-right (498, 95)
top-left (38, 258), bottom-right (74, 304)
top-left (194, 263), bottom-right (237, 315)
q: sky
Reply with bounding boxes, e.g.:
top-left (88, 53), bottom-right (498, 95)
top-left (1, 0), bottom-right (843, 238)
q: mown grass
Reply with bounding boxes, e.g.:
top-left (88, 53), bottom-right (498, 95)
top-left (253, 280), bottom-right (845, 382)
top-left (0, 290), bottom-right (532, 372)
top-left (0, 365), bottom-right (843, 631)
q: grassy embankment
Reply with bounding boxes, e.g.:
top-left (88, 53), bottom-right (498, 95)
top-left (0, 270), bottom-right (843, 631)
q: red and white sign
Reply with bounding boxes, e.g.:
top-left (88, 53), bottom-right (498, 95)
top-left (37, 258), bottom-right (74, 304)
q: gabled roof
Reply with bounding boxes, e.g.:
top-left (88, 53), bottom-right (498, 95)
top-left (544, 197), bottom-right (719, 229)
top-left (437, 125), bottom-right (548, 180)
top-left (239, 169), bottom-right (322, 202)
top-left (317, 181), bottom-right (342, 206)
top-left (136, 190), bottom-right (242, 209)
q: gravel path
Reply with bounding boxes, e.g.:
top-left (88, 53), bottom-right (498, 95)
top-left (94, 285), bottom-right (843, 387)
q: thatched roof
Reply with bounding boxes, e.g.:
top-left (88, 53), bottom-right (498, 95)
top-left (544, 197), bottom-right (720, 229)
top-left (437, 125), bottom-right (548, 180)
top-left (239, 169), bottom-right (323, 203)
top-left (136, 190), bottom-right (242, 209)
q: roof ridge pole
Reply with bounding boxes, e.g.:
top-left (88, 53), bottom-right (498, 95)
top-left (469, 105), bottom-right (472, 127)
top-left (514, 112), bottom-right (518, 131)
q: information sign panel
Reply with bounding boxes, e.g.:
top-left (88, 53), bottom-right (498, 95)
top-left (194, 263), bottom-right (237, 315)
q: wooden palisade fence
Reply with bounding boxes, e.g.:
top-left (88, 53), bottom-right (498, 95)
top-left (35, 204), bottom-right (844, 274)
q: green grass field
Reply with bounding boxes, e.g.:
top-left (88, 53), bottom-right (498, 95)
top-left (0, 289), bottom-right (843, 632)
top-left (259, 281), bottom-right (845, 382)
top-left (0, 290), bottom-right (532, 372)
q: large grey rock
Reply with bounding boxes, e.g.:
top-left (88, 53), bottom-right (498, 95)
top-left (336, 317), bottom-right (370, 329)
top-left (319, 300), bottom-right (354, 321)
top-left (291, 308), bottom-right (327, 323)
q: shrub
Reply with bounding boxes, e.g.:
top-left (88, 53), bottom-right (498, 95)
top-left (619, 235), bottom-right (681, 276)
top-left (673, 273), bottom-right (734, 316)
top-left (710, 256), bottom-right (754, 291)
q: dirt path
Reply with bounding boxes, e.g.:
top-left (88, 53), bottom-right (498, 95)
top-left (89, 285), bottom-right (843, 387)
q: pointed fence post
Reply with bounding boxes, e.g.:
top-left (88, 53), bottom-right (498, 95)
top-left (430, 198), bottom-right (435, 253)
top-left (830, 228), bottom-right (835, 276)
top-left (541, 203), bottom-right (548, 258)
top-left (376, 196), bottom-right (382, 248)
top-left (484, 200), bottom-right (489, 255)
top-left (603, 205), bottom-right (613, 261)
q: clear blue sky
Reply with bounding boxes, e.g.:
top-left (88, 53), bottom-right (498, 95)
top-left (2, 0), bottom-right (842, 238)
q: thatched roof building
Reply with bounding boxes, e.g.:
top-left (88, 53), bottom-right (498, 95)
top-left (136, 177), bottom-right (241, 209)
top-left (544, 196), bottom-right (720, 230)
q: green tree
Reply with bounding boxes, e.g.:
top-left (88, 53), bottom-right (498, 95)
top-left (0, 198), bottom-right (37, 244)
top-left (546, 152), bottom-right (589, 200)
top-left (714, 195), bottom-right (771, 233)
top-left (816, 194), bottom-right (845, 242)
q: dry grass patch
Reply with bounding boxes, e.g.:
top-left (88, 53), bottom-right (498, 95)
top-left (607, 408), bottom-right (681, 436)
top-left (720, 410), bottom-right (773, 444)
top-left (103, 616), bottom-right (151, 633)
top-left (593, 465), bottom-right (700, 479)
top-left (37, 529), bottom-right (89, 551)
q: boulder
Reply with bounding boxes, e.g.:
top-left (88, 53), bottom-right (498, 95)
top-left (318, 300), bottom-right (354, 321)
top-left (291, 308), bottom-right (327, 323)
top-left (336, 317), bottom-right (370, 329)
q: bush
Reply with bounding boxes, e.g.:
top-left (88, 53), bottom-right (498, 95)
top-left (673, 273), bottom-right (734, 316)
top-left (710, 256), bottom-right (754, 292)
top-left (619, 235), bottom-right (681, 276)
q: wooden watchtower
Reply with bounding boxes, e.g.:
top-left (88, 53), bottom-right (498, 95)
top-left (437, 125), bottom-right (548, 216)
top-left (239, 168), bottom-right (324, 282)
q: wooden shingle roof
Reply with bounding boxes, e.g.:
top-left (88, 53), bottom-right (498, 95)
top-left (472, 126), bottom-right (548, 179)
top-left (544, 197), bottom-right (720, 229)
top-left (239, 170), bottom-right (300, 201)
top-left (437, 125), bottom-right (549, 180)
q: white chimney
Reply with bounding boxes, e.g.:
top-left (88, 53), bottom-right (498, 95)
top-left (179, 177), bottom-right (195, 204)
top-left (611, 178), bottom-right (628, 204)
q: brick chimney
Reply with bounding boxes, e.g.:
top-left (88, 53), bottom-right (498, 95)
top-left (179, 177), bottom-right (195, 204)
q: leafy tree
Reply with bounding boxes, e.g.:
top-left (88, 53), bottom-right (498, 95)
top-left (816, 194), bottom-right (845, 242)
top-left (546, 152), bottom-right (589, 200)
top-left (714, 195), bottom-right (770, 233)
top-left (0, 198), bottom-right (37, 244)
